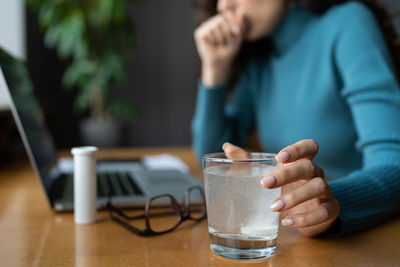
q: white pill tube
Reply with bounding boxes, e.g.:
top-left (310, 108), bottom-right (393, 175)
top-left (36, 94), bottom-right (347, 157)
top-left (71, 146), bottom-right (98, 224)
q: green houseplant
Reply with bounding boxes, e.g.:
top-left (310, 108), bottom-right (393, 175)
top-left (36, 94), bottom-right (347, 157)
top-left (26, 0), bottom-right (140, 146)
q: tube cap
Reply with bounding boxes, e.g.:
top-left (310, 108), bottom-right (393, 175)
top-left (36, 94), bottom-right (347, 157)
top-left (71, 146), bottom-right (98, 156)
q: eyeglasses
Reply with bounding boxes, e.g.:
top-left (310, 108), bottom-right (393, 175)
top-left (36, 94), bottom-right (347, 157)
top-left (106, 186), bottom-right (207, 236)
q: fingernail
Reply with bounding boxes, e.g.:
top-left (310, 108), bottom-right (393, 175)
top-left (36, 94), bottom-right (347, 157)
top-left (282, 217), bottom-right (295, 226)
top-left (270, 199), bottom-right (285, 212)
top-left (261, 175), bottom-right (277, 188)
top-left (276, 151), bottom-right (290, 162)
top-left (231, 24), bottom-right (240, 35)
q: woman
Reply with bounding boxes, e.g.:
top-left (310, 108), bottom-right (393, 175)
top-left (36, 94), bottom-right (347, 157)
top-left (191, 0), bottom-right (400, 237)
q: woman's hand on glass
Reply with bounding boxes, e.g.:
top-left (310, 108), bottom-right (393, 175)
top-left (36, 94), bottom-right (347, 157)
top-left (194, 12), bottom-right (245, 87)
top-left (223, 139), bottom-right (340, 237)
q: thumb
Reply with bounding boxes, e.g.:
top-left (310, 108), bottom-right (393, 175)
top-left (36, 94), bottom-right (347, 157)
top-left (222, 142), bottom-right (248, 159)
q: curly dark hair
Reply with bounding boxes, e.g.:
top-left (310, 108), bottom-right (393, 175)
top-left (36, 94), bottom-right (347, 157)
top-left (192, 0), bottom-right (400, 90)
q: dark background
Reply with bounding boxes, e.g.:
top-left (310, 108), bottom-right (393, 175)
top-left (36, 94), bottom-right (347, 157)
top-left (4, 0), bottom-right (400, 157)
top-left (25, 0), bottom-right (199, 149)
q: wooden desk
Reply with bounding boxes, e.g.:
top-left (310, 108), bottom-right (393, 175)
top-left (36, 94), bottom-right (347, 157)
top-left (0, 147), bottom-right (399, 266)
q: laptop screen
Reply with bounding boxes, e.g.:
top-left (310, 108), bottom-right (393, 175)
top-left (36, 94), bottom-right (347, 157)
top-left (0, 61), bottom-right (59, 193)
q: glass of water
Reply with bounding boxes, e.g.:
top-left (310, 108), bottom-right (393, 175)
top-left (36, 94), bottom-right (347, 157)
top-left (202, 152), bottom-right (282, 259)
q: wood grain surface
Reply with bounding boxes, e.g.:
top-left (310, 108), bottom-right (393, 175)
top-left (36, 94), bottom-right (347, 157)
top-left (0, 147), bottom-right (399, 266)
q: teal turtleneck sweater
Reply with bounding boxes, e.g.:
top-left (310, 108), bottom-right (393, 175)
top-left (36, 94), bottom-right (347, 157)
top-left (191, 2), bottom-right (400, 235)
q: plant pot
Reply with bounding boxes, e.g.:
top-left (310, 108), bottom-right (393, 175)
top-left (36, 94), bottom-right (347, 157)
top-left (79, 118), bottom-right (122, 147)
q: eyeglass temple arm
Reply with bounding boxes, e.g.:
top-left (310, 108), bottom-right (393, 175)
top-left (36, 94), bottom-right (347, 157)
top-left (107, 201), bottom-right (147, 219)
top-left (110, 212), bottom-right (150, 236)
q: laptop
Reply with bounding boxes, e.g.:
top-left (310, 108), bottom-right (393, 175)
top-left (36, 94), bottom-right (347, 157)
top-left (0, 65), bottom-right (203, 212)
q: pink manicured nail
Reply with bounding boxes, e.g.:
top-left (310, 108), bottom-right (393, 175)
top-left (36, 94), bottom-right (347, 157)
top-left (276, 151), bottom-right (290, 162)
top-left (270, 199), bottom-right (285, 212)
top-left (282, 217), bottom-right (295, 226)
top-left (261, 175), bottom-right (277, 188)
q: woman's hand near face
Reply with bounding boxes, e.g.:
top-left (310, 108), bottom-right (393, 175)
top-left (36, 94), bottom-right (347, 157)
top-left (194, 12), bottom-right (245, 87)
top-left (223, 140), bottom-right (340, 237)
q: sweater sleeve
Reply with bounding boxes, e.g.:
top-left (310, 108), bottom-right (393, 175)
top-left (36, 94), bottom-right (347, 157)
top-left (328, 3), bottom-right (400, 235)
top-left (191, 68), bottom-right (255, 159)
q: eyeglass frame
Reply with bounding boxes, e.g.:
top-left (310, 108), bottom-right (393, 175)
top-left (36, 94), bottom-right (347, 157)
top-left (106, 186), bottom-right (207, 236)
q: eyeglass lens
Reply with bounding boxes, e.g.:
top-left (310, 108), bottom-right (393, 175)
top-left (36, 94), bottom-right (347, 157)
top-left (187, 187), bottom-right (207, 220)
top-left (108, 186), bottom-right (206, 235)
top-left (148, 195), bottom-right (181, 233)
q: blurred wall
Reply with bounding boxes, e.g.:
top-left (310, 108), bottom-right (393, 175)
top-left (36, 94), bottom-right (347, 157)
top-left (26, 0), bottom-right (199, 148)
top-left (116, 0), bottom-right (199, 147)
top-left (0, 0), bottom-right (25, 60)
top-left (0, 0), bottom-right (26, 110)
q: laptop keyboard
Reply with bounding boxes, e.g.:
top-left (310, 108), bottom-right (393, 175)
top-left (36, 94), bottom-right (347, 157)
top-left (98, 172), bottom-right (144, 197)
top-left (51, 174), bottom-right (68, 200)
top-left (51, 172), bottom-right (144, 201)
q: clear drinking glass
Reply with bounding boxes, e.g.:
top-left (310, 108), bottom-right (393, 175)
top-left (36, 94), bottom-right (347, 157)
top-left (202, 152), bottom-right (282, 259)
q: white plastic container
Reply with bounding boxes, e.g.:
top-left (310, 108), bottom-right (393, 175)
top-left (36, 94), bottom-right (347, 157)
top-left (71, 146), bottom-right (98, 224)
